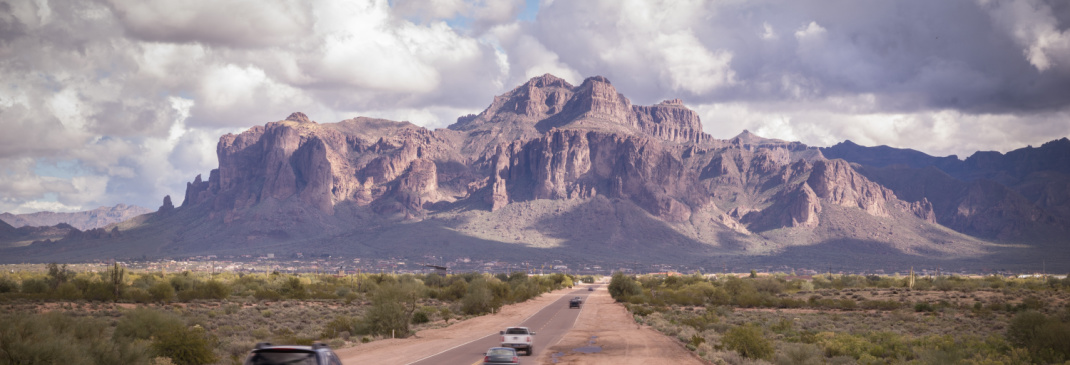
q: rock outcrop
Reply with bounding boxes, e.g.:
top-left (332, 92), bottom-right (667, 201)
top-left (17, 74), bottom-right (1064, 267)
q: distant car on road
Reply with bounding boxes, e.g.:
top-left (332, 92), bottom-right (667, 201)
top-left (483, 347), bottom-right (521, 364)
top-left (500, 327), bottom-right (536, 355)
top-left (588, 286), bottom-right (595, 291)
top-left (569, 296), bottom-right (582, 308)
top-left (243, 342), bottom-right (342, 365)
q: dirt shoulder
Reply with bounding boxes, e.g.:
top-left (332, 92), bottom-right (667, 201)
top-left (335, 288), bottom-right (573, 364)
top-left (536, 288), bottom-right (706, 365)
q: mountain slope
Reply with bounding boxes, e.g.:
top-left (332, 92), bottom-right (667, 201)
top-left (2, 75), bottom-right (1062, 270)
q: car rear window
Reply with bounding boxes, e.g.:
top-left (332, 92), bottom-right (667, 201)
top-left (487, 349), bottom-right (514, 356)
top-left (246, 350), bottom-right (318, 365)
top-left (505, 328), bottom-right (527, 334)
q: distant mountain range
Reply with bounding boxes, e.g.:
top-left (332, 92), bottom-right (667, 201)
top-left (2, 75), bottom-right (1067, 271)
top-left (0, 204), bottom-right (152, 231)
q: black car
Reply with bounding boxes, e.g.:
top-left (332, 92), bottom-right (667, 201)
top-left (588, 286), bottom-right (595, 291)
top-left (483, 347), bottom-right (521, 364)
top-left (569, 296), bottom-right (582, 308)
top-left (243, 342), bottom-right (342, 365)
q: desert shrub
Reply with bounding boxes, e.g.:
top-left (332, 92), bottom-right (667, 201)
top-left (114, 307), bottom-right (185, 341)
top-left (201, 280), bottom-right (229, 300)
top-left (412, 310), bottom-right (430, 324)
top-left (860, 300), bottom-right (901, 310)
top-left (0, 311), bottom-right (152, 365)
top-left (54, 281), bottom-right (83, 300)
top-left (440, 307), bottom-right (453, 324)
top-left (20, 277), bottom-right (49, 294)
top-left (775, 342), bottom-right (824, 365)
top-left (914, 302), bottom-right (935, 312)
top-left (360, 284), bottom-right (411, 337)
top-left (322, 315), bottom-right (360, 338)
top-left (124, 287), bottom-right (153, 303)
top-left (1007, 310), bottom-right (1070, 363)
top-left (723, 324), bottom-right (774, 360)
top-left (84, 281), bottom-right (116, 301)
top-left (151, 325), bottom-right (218, 365)
top-left (608, 272), bottom-right (642, 302)
top-left (253, 288), bottom-right (282, 301)
top-left (461, 278), bottom-right (494, 315)
top-left (0, 275), bottom-right (18, 293)
top-left (149, 282), bottom-right (175, 302)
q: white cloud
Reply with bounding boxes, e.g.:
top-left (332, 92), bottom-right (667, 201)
top-left (979, 0), bottom-right (1070, 73)
top-left (105, 0), bottom-right (313, 47)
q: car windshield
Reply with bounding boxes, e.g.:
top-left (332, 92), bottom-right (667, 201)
top-left (246, 350), bottom-right (318, 365)
top-left (505, 328), bottom-right (527, 334)
top-left (487, 349), bottom-right (515, 356)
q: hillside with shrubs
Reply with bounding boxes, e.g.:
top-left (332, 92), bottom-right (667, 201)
top-left (0, 264), bottom-right (575, 365)
top-left (609, 271), bottom-right (1070, 364)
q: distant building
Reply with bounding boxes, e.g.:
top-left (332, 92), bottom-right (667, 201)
top-left (424, 264), bottom-right (447, 277)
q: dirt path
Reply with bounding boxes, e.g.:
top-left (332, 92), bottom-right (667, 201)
top-left (336, 288), bottom-right (574, 364)
top-left (536, 288), bottom-right (706, 365)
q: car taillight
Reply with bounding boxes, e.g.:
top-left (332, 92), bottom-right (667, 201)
top-left (526, 336), bottom-right (531, 342)
top-left (512, 356), bottom-right (519, 362)
top-left (484, 356), bottom-right (491, 362)
top-left (500, 336), bottom-right (504, 342)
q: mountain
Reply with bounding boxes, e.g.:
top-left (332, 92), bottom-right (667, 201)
top-left (0, 219), bottom-right (78, 249)
top-left (0, 204), bottom-right (152, 231)
top-left (3, 74), bottom-right (1066, 271)
top-left (822, 139), bottom-right (1070, 242)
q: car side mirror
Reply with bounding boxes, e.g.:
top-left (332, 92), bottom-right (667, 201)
top-left (531, 332), bottom-right (536, 335)
top-left (499, 331), bottom-right (505, 335)
top-left (483, 353), bottom-right (487, 356)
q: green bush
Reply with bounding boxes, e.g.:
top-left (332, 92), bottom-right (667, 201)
top-left (775, 342), bottom-right (823, 365)
top-left (723, 324), bottom-right (774, 360)
top-left (151, 325), bottom-right (218, 365)
top-left (149, 282), bottom-right (175, 302)
top-left (461, 278), bottom-right (494, 315)
top-left (322, 315), bottom-right (359, 339)
top-left (0, 275), bottom-right (18, 293)
top-left (608, 272), bottom-right (641, 302)
top-left (21, 277), bottom-right (49, 294)
top-left (0, 311), bottom-right (152, 365)
top-left (1007, 310), bottom-right (1070, 363)
top-left (361, 284), bottom-right (412, 337)
top-left (412, 310), bottom-right (430, 324)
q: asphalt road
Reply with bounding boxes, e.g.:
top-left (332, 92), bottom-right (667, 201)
top-left (407, 287), bottom-right (595, 365)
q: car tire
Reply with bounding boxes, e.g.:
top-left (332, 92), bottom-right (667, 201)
top-left (528, 347), bottom-right (534, 356)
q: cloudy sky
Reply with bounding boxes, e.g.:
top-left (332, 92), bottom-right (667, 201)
top-left (2, 0), bottom-right (1070, 214)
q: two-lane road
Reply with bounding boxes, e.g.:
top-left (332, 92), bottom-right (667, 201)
top-left (408, 287), bottom-right (595, 365)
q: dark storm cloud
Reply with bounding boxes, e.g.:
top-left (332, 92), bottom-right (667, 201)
top-left (533, 0), bottom-right (1070, 114)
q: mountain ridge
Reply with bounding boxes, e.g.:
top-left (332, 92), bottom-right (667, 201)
top-left (2, 74), bottom-right (1066, 270)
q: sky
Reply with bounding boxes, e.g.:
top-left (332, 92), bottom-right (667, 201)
top-left (2, 0), bottom-right (1070, 214)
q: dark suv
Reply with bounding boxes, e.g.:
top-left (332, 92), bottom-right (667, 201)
top-left (243, 342), bottom-right (342, 365)
top-left (569, 297), bottom-right (582, 308)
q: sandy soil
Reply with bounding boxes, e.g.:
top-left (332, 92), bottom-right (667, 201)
top-left (536, 289), bottom-right (706, 365)
top-left (336, 287), bottom-right (574, 364)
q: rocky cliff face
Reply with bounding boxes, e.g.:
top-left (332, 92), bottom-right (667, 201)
top-left (168, 72), bottom-right (938, 245)
top-left (21, 74), bottom-right (1063, 266)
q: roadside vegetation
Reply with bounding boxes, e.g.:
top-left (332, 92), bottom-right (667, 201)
top-left (610, 271), bottom-right (1070, 364)
top-left (0, 264), bottom-right (574, 365)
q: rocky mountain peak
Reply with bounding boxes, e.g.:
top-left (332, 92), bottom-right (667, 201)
top-left (524, 73), bottom-right (573, 89)
top-left (285, 112), bottom-right (313, 123)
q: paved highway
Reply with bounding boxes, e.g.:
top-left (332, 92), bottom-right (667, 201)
top-left (407, 287), bottom-right (594, 365)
